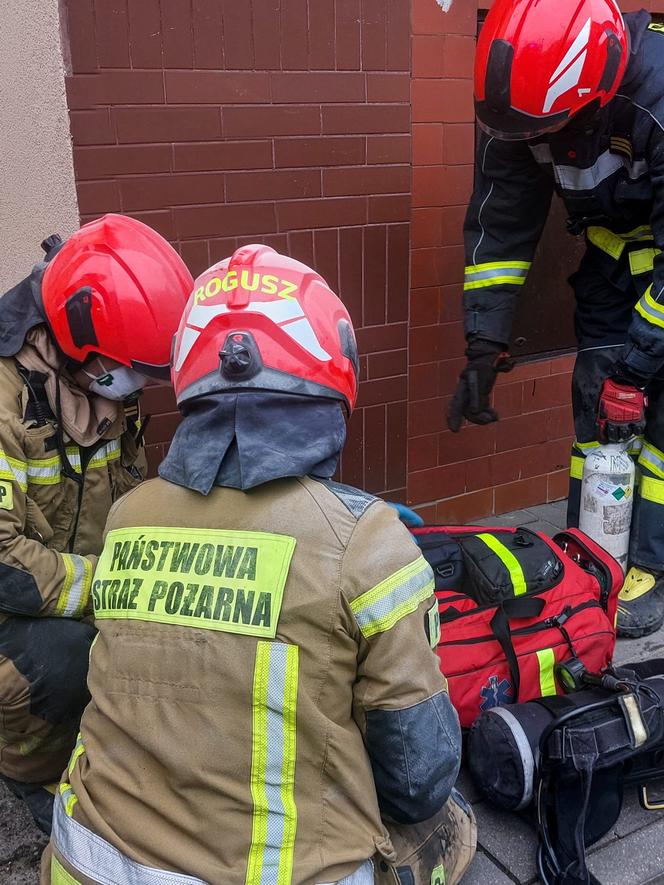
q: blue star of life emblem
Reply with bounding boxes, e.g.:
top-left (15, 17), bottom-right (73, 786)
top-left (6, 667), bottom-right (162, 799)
top-left (480, 675), bottom-right (513, 711)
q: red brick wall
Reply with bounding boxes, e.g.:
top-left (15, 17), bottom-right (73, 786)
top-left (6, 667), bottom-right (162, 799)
top-left (407, 0), bottom-right (576, 522)
top-left (61, 0), bottom-right (411, 497)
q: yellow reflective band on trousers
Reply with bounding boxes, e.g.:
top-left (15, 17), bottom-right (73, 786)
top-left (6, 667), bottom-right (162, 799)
top-left (629, 247), bottom-right (660, 278)
top-left (246, 641), bottom-right (299, 885)
top-left (639, 441), bottom-right (664, 478)
top-left (636, 286), bottom-right (664, 329)
top-left (463, 261), bottom-right (531, 291)
top-left (51, 856), bottom-right (81, 885)
top-left (67, 733), bottom-right (85, 777)
top-left (55, 555), bottom-right (93, 618)
top-left (536, 648), bottom-right (557, 697)
top-left (92, 527), bottom-right (296, 639)
top-left (639, 476), bottom-right (664, 505)
top-left (59, 782), bottom-right (78, 817)
top-left (476, 534), bottom-right (527, 596)
top-left (570, 456), bottom-right (584, 480)
top-left (350, 555), bottom-right (434, 639)
top-left (587, 225), bottom-right (653, 260)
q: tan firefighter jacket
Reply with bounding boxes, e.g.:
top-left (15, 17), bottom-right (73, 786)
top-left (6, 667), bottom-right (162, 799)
top-left (0, 356), bottom-right (145, 621)
top-left (47, 475), bottom-right (460, 885)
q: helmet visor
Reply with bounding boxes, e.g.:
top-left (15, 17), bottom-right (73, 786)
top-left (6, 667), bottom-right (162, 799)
top-left (475, 100), bottom-right (570, 141)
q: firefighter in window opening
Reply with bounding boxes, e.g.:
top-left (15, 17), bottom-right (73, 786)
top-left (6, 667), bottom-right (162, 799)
top-left (42, 245), bottom-right (475, 885)
top-left (0, 213), bottom-right (192, 833)
top-left (450, 0), bottom-right (664, 638)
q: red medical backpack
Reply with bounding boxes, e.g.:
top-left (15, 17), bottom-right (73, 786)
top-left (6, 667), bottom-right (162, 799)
top-left (412, 526), bottom-right (624, 728)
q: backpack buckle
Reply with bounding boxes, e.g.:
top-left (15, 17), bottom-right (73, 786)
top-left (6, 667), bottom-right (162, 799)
top-left (640, 785), bottom-right (664, 811)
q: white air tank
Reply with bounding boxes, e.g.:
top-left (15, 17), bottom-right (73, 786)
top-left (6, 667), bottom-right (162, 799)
top-left (579, 442), bottom-right (635, 573)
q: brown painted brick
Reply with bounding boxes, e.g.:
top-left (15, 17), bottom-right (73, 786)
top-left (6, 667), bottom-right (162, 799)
top-left (128, 0), bottom-right (162, 68)
top-left (367, 73), bottom-right (410, 103)
top-left (414, 503), bottom-right (438, 523)
top-left (281, 0), bottom-right (310, 71)
top-left (443, 123), bottom-right (475, 165)
top-left (192, 0), bottom-right (224, 70)
top-left (226, 169), bottom-right (321, 202)
top-left (115, 107), bottom-right (222, 144)
top-left (438, 356), bottom-right (466, 396)
top-left (411, 288), bottom-right (440, 327)
top-left (369, 194), bottom-right (410, 224)
top-left (335, 0), bottom-right (361, 70)
top-left (495, 475), bottom-right (548, 514)
top-left (409, 362), bottom-right (440, 401)
top-left (363, 225), bottom-right (387, 326)
top-left (174, 202), bottom-right (276, 239)
top-left (286, 230), bottom-right (315, 267)
top-left (409, 324), bottom-right (462, 366)
top-left (69, 109), bottom-right (114, 147)
top-left (412, 36), bottom-right (446, 78)
top-left (338, 227), bottom-right (363, 324)
top-left (322, 104), bottom-right (410, 135)
top-left (307, 0), bottom-right (335, 70)
top-left (439, 284), bottom-right (464, 324)
top-left (66, 71), bottom-right (165, 109)
top-left (548, 470), bottom-right (569, 502)
top-left (386, 0), bottom-right (411, 71)
top-left (145, 443), bottom-right (166, 478)
top-left (496, 358), bottom-right (551, 385)
top-left (77, 180), bottom-right (121, 216)
top-left (413, 165), bottom-right (473, 208)
top-left (493, 381), bottom-right (525, 420)
top-left (412, 79), bottom-right (474, 124)
top-left (409, 396), bottom-right (446, 437)
top-left (409, 434), bottom-right (439, 472)
top-left (271, 72), bottom-right (365, 103)
top-left (364, 405), bottom-right (387, 494)
top-left (161, 0), bottom-right (194, 68)
top-left (174, 141), bottom-right (273, 172)
top-left (356, 323), bottom-right (408, 354)
top-left (207, 236), bottom-right (239, 262)
top-left (94, 0), bottom-right (130, 67)
top-left (165, 72), bottom-right (270, 104)
top-left (251, 0), bottom-right (281, 69)
top-left (368, 349), bottom-right (408, 379)
top-left (147, 411), bottom-right (182, 445)
top-left (275, 136), bottom-right (366, 168)
top-left (551, 354), bottom-right (577, 373)
top-left (439, 424), bottom-right (497, 464)
top-left (120, 173), bottom-right (225, 211)
top-left (465, 455), bottom-right (493, 493)
top-left (413, 124), bottom-right (444, 166)
top-left (65, 0), bottom-right (97, 74)
top-left (312, 228), bottom-right (340, 292)
top-left (411, 244), bottom-right (464, 289)
top-left (546, 403), bottom-right (574, 440)
top-left (522, 373), bottom-right (572, 412)
top-left (339, 407), bottom-right (364, 488)
top-left (367, 135), bottom-right (411, 164)
top-left (489, 450), bottom-right (524, 486)
top-left (387, 223), bottom-right (410, 322)
top-left (435, 489), bottom-right (494, 523)
top-left (408, 463), bottom-right (465, 505)
top-left (412, 0), bottom-right (448, 35)
top-left (142, 386), bottom-right (178, 415)
top-left (221, 3), bottom-right (254, 70)
top-left (324, 165), bottom-right (409, 197)
top-left (178, 240), bottom-right (211, 277)
top-left (74, 145), bottom-right (172, 180)
top-left (443, 36), bottom-right (476, 78)
top-left (362, 0), bottom-right (388, 71)
top-left (495, 413), bottom-right (549, 453)
top-left (224, 105), bottom-right (321, 138)
top-left (276, 197), bottom-right (367, 231)
top-left (126, 210), bottom-right (175, 241)
top-left (386, 400), bottom-right (408, 491)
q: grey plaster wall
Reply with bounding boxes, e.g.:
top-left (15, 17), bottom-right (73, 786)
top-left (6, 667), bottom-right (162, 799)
top-left (0, 0), bottom-right (79, 291)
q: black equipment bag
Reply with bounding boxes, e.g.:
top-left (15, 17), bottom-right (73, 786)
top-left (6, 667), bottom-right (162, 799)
top-left (468, 661), bottom-right (664, 885)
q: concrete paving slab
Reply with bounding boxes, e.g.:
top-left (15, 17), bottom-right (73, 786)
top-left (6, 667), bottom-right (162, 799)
top-left (476, 509), bottom-right (539, 527)
top-left (587, 818), bottom-right (664, 884)
top-left (472, 800), bottom-right (539, 885)
top-left (519, 519), bottom-right (564, 538)
top-left (524, 502), bottom-right (568, 530)
top-left (614, 627), bottom-right (664, 666)
top-left (0, 783), bottom-right (45, 884)
top-left (463, 848), bottom-right (517, 884)
top-left (456, 765), bottom-right (483, 805)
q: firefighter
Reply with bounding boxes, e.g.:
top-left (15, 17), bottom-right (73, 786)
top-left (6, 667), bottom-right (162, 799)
top-left (449, 0), bottom-right (664, 638)
top-left (0, 213), bottom-right (192, 832)
top-left (43, 245), bottom-right (475, 885)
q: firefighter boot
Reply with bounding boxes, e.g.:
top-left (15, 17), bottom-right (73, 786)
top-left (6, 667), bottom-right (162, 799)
top-left (616, 567), bottom-right (664, 639)
top-left (0, 775), bottom-right (56, 834)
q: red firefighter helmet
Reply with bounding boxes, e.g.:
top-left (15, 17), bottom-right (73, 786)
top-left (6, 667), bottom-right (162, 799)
top-left (41, 214), bottom-right (193, 379)
top-left (475, 0), bottom-right (629, 140)
top-left (172, 245), bottom-right (359, 412)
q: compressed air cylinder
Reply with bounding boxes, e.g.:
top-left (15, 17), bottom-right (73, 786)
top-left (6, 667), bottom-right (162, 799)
top-left (579, 443), bottom-right (635, 573)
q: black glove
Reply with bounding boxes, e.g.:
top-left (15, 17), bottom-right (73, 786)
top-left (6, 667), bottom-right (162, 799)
top-left (447, 338), bottom-right (513, 433)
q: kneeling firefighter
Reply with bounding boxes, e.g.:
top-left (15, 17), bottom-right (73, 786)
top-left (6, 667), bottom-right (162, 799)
top-left (0, 214), bottom-right (192, 831)
top-left (450, 0), bottom-right (664, 638)
top-left (43, 245), bottom-right (475, 885)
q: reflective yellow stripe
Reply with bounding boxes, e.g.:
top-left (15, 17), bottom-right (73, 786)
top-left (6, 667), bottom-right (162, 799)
top-left (570, 455), bottom-right (584, 480)
top-left (93, 527), bottom-right (295, 639)
top-left (350, 556), bottom-right (434, 639)
top-left (587, 225), bottom-right (653, 259)
top-left (476, 533), bottom-right (527, 596)
top-left (464, 276), bottom-right (529, 291)
top-left (59, 782), bottom-right (78, 817)
top-left (67, 733), bottom-right (85, 777)
top-left (0, 452), bottom-right (27, 492)
top-left (465, 261), bottom-right (532, 272)
top-left (246, 642), bottom-right (298, 885)
top-left (51, 856), bottom-right (81, 885)
top-left (638, 441), bottom-right (664, 479)
top-left (636, 285), bottom-right (664, 329)
top-left (463, 261), bottom-right (531, 291)
top-left (639, 475), bottom-right (664, 505)
top-left (629, 247), bottom-right (660, 277)
top-left (55, 555), bottom-right (92, 618)
top-left (536, 648), bottom-right (557, 697)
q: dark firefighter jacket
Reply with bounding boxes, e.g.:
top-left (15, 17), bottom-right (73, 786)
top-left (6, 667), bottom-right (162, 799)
top-left (463, 11), bottom-right (664, 382)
